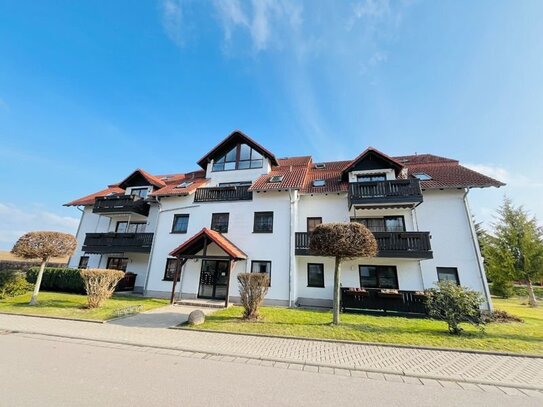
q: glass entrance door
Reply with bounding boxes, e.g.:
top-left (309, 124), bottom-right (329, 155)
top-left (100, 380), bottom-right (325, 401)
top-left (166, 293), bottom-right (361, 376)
top-left (198, 260), bottom-right (229, 300)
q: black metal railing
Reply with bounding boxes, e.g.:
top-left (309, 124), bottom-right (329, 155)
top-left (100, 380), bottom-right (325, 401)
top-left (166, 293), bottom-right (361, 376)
top-left (193, 186), bottom-right (253, 202)
top-left (348, 179), bottom-right (422, 207)
top-left (295, 231), bottom-right (432, 259)
top-left (93, 195), bottom-right (150, 216)
top-left (341, 288), bottom-right (428, 315)
top-left (83, 233), bottom-right (154, 254)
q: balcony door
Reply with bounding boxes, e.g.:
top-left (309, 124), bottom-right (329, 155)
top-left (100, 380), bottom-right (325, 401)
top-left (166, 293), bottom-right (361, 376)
top-left (198, 260), bottom-right (229, 300)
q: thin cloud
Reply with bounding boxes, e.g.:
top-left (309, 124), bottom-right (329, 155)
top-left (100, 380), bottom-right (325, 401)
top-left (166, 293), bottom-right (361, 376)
top-left (160, 0), bottom-right (186, 47)
top-left (465, 163), bottom-right (543, 188)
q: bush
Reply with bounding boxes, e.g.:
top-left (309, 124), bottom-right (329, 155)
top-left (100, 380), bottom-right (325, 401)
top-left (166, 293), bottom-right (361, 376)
top-left (425, 281), bottom-right (485, 335)
top-left (237, 273), bottom-right (270, 320)
top-left (489, 280), bottom-right (514, 298)
top-left (27, 267), bottom-right (85, 294)
top-left (512, 285), bottom-right (543, 299)
top-left (80, 268), bottom-right (124, 309)
top-left (0, 270), bottom-right (32, 299)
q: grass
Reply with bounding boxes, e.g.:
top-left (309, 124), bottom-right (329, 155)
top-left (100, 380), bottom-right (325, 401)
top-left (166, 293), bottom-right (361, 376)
top-left (0, 292), bottom-right (169, 321)
top-left (190, 297), bottom-right (543, 355)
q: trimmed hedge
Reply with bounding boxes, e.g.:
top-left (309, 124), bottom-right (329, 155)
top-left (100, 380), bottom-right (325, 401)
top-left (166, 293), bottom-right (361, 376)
top-left (26, 267), bottom-right (85, 294)
top-left (489, 283), bottom-right (543, 300)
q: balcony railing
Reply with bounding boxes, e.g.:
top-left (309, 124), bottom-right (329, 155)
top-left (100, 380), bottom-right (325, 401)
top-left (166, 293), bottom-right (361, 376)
top-left (193, 186), bottom-right (253, 203)
top-left (341, 288), bottom-right (428, 315)
top-left (93, 195), bottom-right (150, 216)
top-left (295, 231), bottom-right (432, 259)
top-left (83, 233), bottom-right (154, 254)
top-left (348, 179), bottom-right (423, 208)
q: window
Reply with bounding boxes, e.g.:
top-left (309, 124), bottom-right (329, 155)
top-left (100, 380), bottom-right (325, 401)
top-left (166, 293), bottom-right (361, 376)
top-left (130, 187), bottom-right (148, 198)
top-left (251, 260), bottom-right (271, 286)
top-left (116, 221), bottom-right (146, 233)
top-left (212, 143), bottom-right (264, 171)
top-left (413, 172), bottom-right (432, 181)
top-left (175, 181), bottom-right (193, 189)
top-left (253, 212), bottom-right (273, 233)
top-left (307, 263), bottom-right (324, 288)
top-left (314, 163), bottom-right (326, 169)
top-left (359, 265), bottom-right (398, 289)
top-left (312, 179), bottom-right (326, 187)
top-left (352, 216), bottom-right (405, 233)
top-left (211, 213), bottom-right (230, 233)
top-left (78, 256), bottom-right (89, 269)
top-left (163, 258), bottom-right (180, 281)
top-left (107, 257), bottom-right (128, 272)
top-left (269, 175), bottom-right (284, 183)
top-left (357, 173), bottom-right (387, 182)
top-left (172, 214), bottom-right (189, 233)
top-left (437, 267), bottom-right (460, 285)
top-left (307, 217), bottom-right (322, 233)
top-left (219, 181), bottom-right (252, 187)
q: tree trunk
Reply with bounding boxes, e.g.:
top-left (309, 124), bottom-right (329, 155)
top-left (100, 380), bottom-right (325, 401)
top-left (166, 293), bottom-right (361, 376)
top-left (332, 256), bottom-right (342, 325)
top-left (527, 278), bottom-right (538, 307)
top-left (29, 258), bottom-right (48, 306)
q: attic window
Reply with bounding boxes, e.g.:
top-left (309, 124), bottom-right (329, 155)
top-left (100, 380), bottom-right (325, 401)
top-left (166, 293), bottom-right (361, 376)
top-left (212, 143), bottom-right (264, 172)
top-left (314, 163), bottom-right (326, 169)
top-left (312, 179), bottom-right (326, 187)
top-left (176, 181), bottom-right (193, 189)
top-left (269, 175), bottom-right (284, 183)
top-left (413, 172), bottom-right (432, 181)
top-left (161, 176), bottom-right (171, 181)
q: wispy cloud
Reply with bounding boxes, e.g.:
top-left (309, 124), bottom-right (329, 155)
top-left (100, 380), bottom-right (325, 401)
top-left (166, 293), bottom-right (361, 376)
top-left (0, 203), bottom-right (80, 249)
top-left (160, 0), bottom-right (186, 47)
top-left (465, 163), bottom-right (543, 188)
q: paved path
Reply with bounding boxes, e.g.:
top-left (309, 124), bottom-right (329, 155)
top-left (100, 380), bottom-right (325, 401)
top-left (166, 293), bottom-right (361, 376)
top-left (0, 307), bottom-right (542, 392)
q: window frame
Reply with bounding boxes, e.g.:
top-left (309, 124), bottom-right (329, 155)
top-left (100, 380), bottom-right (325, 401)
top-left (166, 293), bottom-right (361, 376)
top-left (351, 216), bottom-right (405, 233)
top-left (171, 214), bottom-right (190, 234)
top-left (307, 263), bottom-right (325, 288)
top-left (129, 187), bottom-right (149, 198)
top-left (211, 143), bottom-right (264, 172)
top-left (307, 217), bottom-right (323, 233)
top-left (437, 267), bottom-right (460, 285)
top-left (253, 211), bottom-right (274, 233)
top-left (251, 260), bottom-right (272, 286)
top-left (358, 265), bottom-right (399, 289)
top-left (78, 256), bottom-right (89, 269)
top-left (163, 258), bottom-right (181, 282)
top-left (116, 221), bottom-right (146, 234)
top-left (106, 257), bottom-right (129, 272)
top-left (356, 173), bottom-right (387, 182)
top-left (211, 213), bottom-right (230, 233)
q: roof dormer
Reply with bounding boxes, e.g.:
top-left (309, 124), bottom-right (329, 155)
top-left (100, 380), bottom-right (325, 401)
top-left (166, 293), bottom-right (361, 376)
top-left (341, 147), bottom-right (405, 181)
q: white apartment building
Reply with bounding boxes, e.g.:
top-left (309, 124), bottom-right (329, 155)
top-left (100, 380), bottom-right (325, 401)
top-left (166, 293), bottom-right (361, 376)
top-left (66, 131), bottom-right (503, 311)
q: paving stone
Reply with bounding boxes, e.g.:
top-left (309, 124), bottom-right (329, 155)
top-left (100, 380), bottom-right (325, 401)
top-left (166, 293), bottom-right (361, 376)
top-left (438, 380), bottom-right (463, 390)
top-left (457, 382), bottom-right (483, 392)
top-left (420, 378), bottom-right (444, 387)
top-left (498, 387), bottom-right (526, 397)
top-left (287, 363), bottom-right (304, 371)
top-left (273, 362), bottom-right (289, 369)
top-left (366, 372), bottom-right (386, 381)
top-left (350, 370), bottom-right (368, 379)
top-left (478, 384), bottom-right (507, 394)
top-left (303, 365), bottom-right (319, 372)
top-left (318, 367), bottom-right (335, 375)
top-left (519, 389), bottom-right (543, 399)
top-left (384, 374), bottom-right (404, 383)
top-left (402, 376), bottom-right (423, 385)
top-left (334, 368), bottom-right (351, 377)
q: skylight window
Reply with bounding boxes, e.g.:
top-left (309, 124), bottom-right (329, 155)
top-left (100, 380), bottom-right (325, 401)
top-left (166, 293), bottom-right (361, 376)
top-left (176, 181), bottom-right (193, 189)
top-left (312, 179), bottom-right (326, 187)
top-left (314, 163), bottom-right (326, 169)
top-left (269, 175), bottom-right (284, 183)
top-left (413, 173), bottom-right (432, 181)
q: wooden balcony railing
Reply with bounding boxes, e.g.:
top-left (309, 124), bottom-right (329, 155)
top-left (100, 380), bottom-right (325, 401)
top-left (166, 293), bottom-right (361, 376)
top-left (295, 231), bottom-right (432, 259)
top-left (341, 288), bottom-right (428, 315)
top-left (348, 179), bottom-right (423, 208)
top-left (193, 186), bottom-right (253, 203)
top-left (93, 195), bottom-right (150, 216)
top-left (83, 233), bottom-right (154, 254)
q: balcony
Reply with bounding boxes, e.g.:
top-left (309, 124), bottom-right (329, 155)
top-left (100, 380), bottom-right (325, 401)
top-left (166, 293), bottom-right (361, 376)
top-left (193, 185), bottom-right (253, 203)
top-left (348, 179), bottom-right (423, 208)
top-left (82, 233), bottom-right (154, 254)
top-left (93, 195), bottom-right (150, 216)
top-left (295, 231), bottom-right (432, 259)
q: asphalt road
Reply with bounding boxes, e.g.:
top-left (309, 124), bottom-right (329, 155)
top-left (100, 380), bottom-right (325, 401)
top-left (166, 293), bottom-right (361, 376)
top-left (0, 334), bottom-right (538, 407)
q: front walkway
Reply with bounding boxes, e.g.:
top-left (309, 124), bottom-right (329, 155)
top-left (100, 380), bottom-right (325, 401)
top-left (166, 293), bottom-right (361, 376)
top-left (0, 307), bottom-right (542, 394)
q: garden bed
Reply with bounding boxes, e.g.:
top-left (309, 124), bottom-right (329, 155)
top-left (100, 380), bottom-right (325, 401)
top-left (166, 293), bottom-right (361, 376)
top-left (188, 298), bottom-right (543, 355)
top-left (0, 292), bottom-right (168, 321)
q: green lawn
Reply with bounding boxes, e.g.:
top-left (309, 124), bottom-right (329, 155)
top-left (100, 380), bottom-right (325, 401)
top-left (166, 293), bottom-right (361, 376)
top-left (190, 298), bottom-right (543, 355)
top-left (0, 292), bottom-right (169, 321)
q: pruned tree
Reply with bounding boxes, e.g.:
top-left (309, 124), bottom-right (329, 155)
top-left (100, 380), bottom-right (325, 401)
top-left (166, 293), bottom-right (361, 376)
top-left (237, 273), bottom-right (270, 320)
top-left (11, 231), bottom-right (76, 305)
top-left (80, 269), bottom-right (125, 308)
top-left (485, 197), bottom-right (543, 307)
top-left (309, 223), bottom-right (377, 325)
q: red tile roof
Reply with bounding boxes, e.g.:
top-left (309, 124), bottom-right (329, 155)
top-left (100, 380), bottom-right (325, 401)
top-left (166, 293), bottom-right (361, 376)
top-left (169, 228), bottom-right (247, 259)
top-left (149, 171), bottom-right (208, 197)
top-left (118, 168), bottom-right (166, 189)
top-left (64, 186), bottom-right (125, 206)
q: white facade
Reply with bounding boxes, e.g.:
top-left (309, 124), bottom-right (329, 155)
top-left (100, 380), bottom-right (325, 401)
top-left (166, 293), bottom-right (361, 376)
top-left (68, 134), bottom-right (498, 310)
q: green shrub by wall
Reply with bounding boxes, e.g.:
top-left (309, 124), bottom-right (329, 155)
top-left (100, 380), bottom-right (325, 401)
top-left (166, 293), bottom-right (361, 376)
top-left (26, 267), bottom-right (85, 294)
top-left (0, 270), bottom-right (32, 299)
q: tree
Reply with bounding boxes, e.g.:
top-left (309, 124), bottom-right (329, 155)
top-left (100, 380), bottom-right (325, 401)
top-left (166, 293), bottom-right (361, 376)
top-left (11, 231), bottom-right (77, 305)
top-left (485, 198), bottom-right (543, 307)
top-left (80, 269), bottom-right (125, 308)
top-left (309, 223), bottom-right (377, 325)
top-left (237, 273), bottom-right (270, 320)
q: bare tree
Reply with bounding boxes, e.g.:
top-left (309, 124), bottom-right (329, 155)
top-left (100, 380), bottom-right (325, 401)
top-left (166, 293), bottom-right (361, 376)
top-left (237, 273), bottom-right (270, 320)
top-left (11, 231), bottom-right (77, 305)
top-left (309, 223), bottom-right (377, 325)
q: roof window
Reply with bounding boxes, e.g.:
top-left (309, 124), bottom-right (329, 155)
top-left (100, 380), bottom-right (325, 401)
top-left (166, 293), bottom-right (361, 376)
top-left (269, 175), bottom-right (284, 183)
top-left (412, 172), bottom-right (432, 181)
top-left (312, 179), bottom-right (326, 187)
top-left (175, 181), bottom-right (193, 189)
top-left (314, 163), bottom-right (326, 169)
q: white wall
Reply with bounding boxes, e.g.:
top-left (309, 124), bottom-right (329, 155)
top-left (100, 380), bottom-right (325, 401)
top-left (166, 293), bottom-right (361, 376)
top-left (205, 159), bottom-right (271, 186)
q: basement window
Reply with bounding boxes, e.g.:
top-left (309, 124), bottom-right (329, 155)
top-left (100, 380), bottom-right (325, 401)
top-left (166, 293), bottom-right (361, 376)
top-left (312, 179), bottom-right (326, 187)
top-left (412, 172), bottom-right (432, 181)
top-left (269, 175), bottom-right (284, 183)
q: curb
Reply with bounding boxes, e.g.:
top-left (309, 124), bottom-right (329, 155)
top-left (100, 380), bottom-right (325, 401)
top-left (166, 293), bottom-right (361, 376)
top-left (174, 326), bottom-right (543, 359)
top-left (8, 329), bottom-right (543, 392)
top-left (0, 311), bottom-right (106, 324)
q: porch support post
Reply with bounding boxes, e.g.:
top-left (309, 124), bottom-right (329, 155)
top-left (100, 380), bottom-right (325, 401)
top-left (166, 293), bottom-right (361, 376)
top-left (170, 256), bottom-right (183, 304)
top-left (225, 259), bottom-right (236, 308)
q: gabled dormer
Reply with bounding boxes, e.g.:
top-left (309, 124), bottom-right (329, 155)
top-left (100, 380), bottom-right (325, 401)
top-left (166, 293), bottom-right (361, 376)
top-left (117, 168), bottom-right (166, 198)
top-left (341, 147), bottom-right (405, 182)
top-left (197, 131), bottom-right (278, 185)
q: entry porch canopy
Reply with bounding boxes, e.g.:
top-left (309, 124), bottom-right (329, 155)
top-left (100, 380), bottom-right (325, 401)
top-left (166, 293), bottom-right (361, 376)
top-left (168, 228), bottom-right (247, 306)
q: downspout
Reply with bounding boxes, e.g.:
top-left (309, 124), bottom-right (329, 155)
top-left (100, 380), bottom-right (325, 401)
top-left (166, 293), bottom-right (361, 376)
top-left (288, 189), bottom-right (299, 307)
top-left (462, 189), bottom-right (493, 311)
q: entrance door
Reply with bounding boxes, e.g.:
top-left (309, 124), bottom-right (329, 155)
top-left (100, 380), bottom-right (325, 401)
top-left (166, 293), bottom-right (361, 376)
top-left (198, 260), bottom-right (229, 300)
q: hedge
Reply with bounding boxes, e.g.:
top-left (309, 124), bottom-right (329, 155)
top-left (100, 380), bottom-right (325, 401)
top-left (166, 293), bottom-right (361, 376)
top-left (26, 267), bottom-right (85, 294)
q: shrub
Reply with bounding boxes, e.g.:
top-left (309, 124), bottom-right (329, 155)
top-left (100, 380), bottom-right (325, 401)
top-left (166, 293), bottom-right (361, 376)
top-left (237, 273), bottom-right (270, 320)
top-left (512, 285), bottom-right (543, 299)
top-left (27, 267), bottom-right (85, 294)
top-left (0, 270), bottom-right (32, 299)
top-left (489, 280), bottom-right (514, 298)
top-left (80, 268), bottom-right (124, 308)
top-left (425, 281), bottom-right (485, 335)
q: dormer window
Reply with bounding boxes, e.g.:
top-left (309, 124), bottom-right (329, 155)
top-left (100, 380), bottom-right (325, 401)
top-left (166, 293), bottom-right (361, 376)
top-left (412, 172), bottom-right (432, 181)
top-left (269, 175), bottom-right (284, 183)
top-left (312, 179), bottom-right (326, 187)
top-left (212, 143), bottom-right (264, 172)
top-left (314, 163), bottom-right (326, 169)
top-left (130, 187), bottom-right (148, 198)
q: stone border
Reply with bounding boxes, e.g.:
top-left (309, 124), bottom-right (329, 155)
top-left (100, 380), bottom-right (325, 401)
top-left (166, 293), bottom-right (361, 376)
top-left (0, 311), bottom-right (141, 324)
top-left (175, 325), bottom-right (543, 359)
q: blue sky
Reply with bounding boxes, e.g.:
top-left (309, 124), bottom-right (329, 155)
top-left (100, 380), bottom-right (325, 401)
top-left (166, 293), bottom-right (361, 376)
top-left (1, 0), bottom-right (542, 250)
